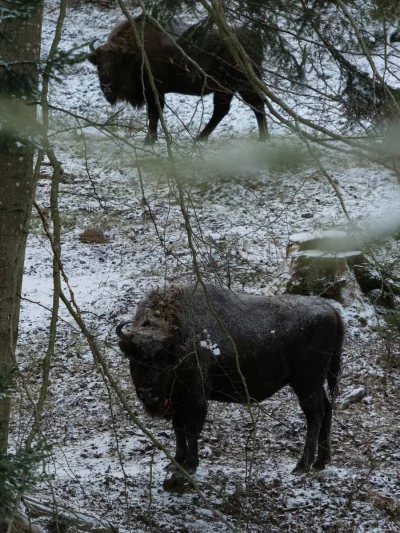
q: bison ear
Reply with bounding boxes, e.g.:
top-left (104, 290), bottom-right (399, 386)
top-left (88, 52), bottom-right (97, 65)
top-left (122, 50), bottom-right (137, 66)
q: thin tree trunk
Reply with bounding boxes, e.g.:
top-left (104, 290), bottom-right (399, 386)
top-left (0, 1), bottom-right (43, 453)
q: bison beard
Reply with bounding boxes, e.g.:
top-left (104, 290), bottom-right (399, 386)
top-left (116, 283), bottom-right (344, 480)
top-left (88, 15), bottom-right (269, 144)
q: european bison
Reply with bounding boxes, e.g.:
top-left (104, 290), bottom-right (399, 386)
top-left (88, 15), bottom-right (268, 144)
top-left (116, 284), bottom-right (344, 475)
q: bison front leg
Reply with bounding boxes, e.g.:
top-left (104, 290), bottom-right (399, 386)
top-left (183, 399), bottom-right (207, 473)
top-left (172, 416), bottom-right (187, 466)
top-left (171, 401), bottom-right (207, 474)
top-left (238, 90), bottom-right (269, 142)
top-left (144, 95), bottom-right (165, 145)
top-left (293, 387), bottom-right (326, 473)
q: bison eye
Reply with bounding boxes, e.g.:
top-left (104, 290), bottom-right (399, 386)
top-left (122, 50), bottom-right (137, 66)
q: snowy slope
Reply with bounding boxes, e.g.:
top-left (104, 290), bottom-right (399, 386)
top-left (12, 2), bottom-right (400, 532)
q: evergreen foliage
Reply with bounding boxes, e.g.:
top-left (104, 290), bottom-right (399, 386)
top-left (0, 0), bottom-right (43, 22)
top-left (370, 0), bottom-right (400, 23)
top-left (0, 0), bottom-right (43, 99)
top-left (0, 446), bottom-right (46, 519)
top-left (0, 0), bottom-right (43, 156)
top-left (0, 372), bottom-right (46, 518)
top-left (143, 0), bottom-right (400, 129)
top-left (0, 0), bottom-right (88, 154)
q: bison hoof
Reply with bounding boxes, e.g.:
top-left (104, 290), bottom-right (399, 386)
top-left (185, 464), bottom-right (197, 475)
top-left (144, 134), bottom-right (157, 145)
top-left (292, 463), bottom-right (310, 474)
top-left (313, 459), bottom-right (329, 471)
top-left (195, 135), bottom-right (209, 143)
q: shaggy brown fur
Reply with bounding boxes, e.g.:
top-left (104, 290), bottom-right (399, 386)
top-left (133, 284), bottom-right (184, 327)
top-left (117, 284), bottom-right (344, 477)
top-left (88, 16), bottom-right (268, 143)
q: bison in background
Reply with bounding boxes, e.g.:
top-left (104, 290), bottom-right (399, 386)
top-left (116, 284), bottom-right (344, 477)
top-left (88, 15), bottom-right (268, 144)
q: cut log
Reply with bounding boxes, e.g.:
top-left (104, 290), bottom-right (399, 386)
top-left (22, 496), bottom-right (117, 533)
top-left (287, 229), bottom-right (398, 308)
top-left (287, 249), bottom-right (364, 303)
top-left (287, 230), bottom-right (359, 255)
top-left (0, 512), bottom-right (45, 533)
top-left (286, 230), bottom-right (368, 303)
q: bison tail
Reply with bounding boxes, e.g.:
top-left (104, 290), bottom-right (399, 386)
top-left (327, 310), bottom-right (345, 401)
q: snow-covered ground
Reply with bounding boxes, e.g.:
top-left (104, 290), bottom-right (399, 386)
top-left (11, 2), bottom-right (400, 532)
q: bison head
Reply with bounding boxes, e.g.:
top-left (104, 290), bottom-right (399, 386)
top-left (88, 39), bottom-right (137, 105)
top-left (116, 321), bottom-right (179, 417)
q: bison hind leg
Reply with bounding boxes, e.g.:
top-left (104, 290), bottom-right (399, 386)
top-left (313, 389), bottom-right (332, 470)
top-left (292, 386), bottom-right (326, 474)
top-left (238, 90), bottom-right (269, 141)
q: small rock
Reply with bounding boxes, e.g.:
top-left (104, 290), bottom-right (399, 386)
top-left (338, 386), bottom-right (366, 410)
top-left (79, 227), bottom-right (107, 244)
top-left (163, 473), bottom-right (187, 493)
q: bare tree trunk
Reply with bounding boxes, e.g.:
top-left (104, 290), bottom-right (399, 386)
top-left (0, 1), bottom-right (43, 453)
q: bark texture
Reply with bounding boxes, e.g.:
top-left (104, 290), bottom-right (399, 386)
top-left (0, 1), bottom-right (43, 453)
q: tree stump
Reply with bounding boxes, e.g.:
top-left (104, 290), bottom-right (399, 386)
top-left (286, 231), bottom-right (365, 305)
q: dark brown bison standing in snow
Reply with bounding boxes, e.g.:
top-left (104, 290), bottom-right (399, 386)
top-left (88, 15), bottom-right (268, 143)
top-left (116, 284), bottom-right (344, 475)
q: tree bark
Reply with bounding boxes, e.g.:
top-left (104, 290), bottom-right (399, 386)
top-left (0, 1), bottom-right (43, 453)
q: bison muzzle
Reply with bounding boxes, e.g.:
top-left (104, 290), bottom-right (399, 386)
top-left (117, 284), bottom-right (344, 476)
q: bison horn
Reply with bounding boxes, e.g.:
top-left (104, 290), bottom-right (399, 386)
top-left (116, 321), bottom-right (131, 340)
top-left (89, 39), bottom-right (98, 53)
